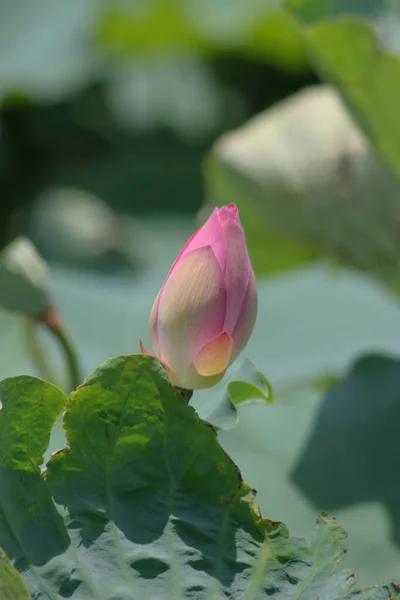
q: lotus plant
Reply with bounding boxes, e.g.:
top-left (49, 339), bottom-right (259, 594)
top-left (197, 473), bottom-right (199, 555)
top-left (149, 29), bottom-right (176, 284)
top-left (140, 203), bottom-right (257, 390)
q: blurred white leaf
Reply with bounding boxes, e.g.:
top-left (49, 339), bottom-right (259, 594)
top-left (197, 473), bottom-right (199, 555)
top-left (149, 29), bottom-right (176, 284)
top-left (106, 55), bottom-right (226, 140)
top-left (0, 0), bottom-right (100, 101)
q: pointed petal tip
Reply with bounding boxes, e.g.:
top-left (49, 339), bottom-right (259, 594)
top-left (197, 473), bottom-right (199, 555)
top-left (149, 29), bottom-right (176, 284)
top-left (217, 203), bottom-right (239, 224)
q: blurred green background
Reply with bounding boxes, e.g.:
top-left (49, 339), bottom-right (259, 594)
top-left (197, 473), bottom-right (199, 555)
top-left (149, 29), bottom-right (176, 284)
top-left (1, 0), bottom-right (400, 590)
top-left (0, 0), bottom-right (314, 249)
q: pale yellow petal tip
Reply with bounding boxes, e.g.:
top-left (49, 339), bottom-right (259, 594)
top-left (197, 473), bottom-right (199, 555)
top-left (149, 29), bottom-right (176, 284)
top-left (193, 332), bottom-right (233, 377)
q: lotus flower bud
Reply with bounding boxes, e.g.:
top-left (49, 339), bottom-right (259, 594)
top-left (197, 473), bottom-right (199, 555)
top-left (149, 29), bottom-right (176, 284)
top-left (140, 203), bottom-right (257, 390)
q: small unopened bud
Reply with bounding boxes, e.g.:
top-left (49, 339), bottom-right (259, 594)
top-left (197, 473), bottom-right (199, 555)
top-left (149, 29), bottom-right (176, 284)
top-left (0, 237), bottom-right (51, 317)
top-left (140, 204), bottom-right (257, 390)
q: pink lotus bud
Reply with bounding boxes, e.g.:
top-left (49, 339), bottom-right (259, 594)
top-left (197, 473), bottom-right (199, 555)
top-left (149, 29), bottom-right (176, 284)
top-left (140, 203), bottom-right (257, 390)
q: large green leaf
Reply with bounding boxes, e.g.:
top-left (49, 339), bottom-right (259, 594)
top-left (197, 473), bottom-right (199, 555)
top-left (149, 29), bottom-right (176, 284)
top-left (287, 0), bottom-right (400, 178)
top-left (0, 376), bottom-right (68, 567)
top-left (1, 354), bottom-right (397, 598)
top-left (204, 85), bottom-right (400, 285)
top-left (0, 548), bottom-right (30, 600)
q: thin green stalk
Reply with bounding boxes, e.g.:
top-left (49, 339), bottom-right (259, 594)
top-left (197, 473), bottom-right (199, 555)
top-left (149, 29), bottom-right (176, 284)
top-left (49, 323), bottom-right (81, 391)
top-left (34, 306), bottom-right (82, 392)
top-left (25, 319), bottom-right (57, 384)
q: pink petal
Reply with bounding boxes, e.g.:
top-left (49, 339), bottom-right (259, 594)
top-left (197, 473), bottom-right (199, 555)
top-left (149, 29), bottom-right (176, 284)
top-left (231, 269), bottom-right (257, 362)
top-left (149, 291), bottom-right (162, 358)
top-left (157, 246), bottom-right (226, 384)
top-left (165, 227), bottom-right (202, 281)
top-left (165, 205), bottom-right (241, 279)
top-left (193, 331), bottom-right (233, 377)
top-left (221, 217), bottom-right (251, 334)
top-left (179, 208), bottom-right (226, 271)
top-left (216, 203), bottom-right (238, 224)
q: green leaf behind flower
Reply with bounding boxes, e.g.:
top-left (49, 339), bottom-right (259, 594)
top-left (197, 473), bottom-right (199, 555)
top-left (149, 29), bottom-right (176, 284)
top-left (204, 84), bottom-right (400, 289)
top-left (194, 358), bottom-right (272, 430)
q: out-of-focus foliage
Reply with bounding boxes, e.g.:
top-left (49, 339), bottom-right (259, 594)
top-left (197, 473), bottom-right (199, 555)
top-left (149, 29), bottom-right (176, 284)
top-left (0, 0), bottom-right (316, 249)
top-left (30, 187), bottom-right (139, 271)
top-left (0, 0), bottom-right (99, 103)
top-left (292, 354), bottom-right (400, 547)
top-left (288, 0), bottom-right (400, 178)
top-left (97, 0), bottom-right (307, 72)
top-left (205, 85), bottom-right (400, 289)
top-left (0, 0), bottom-right (308, 105)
